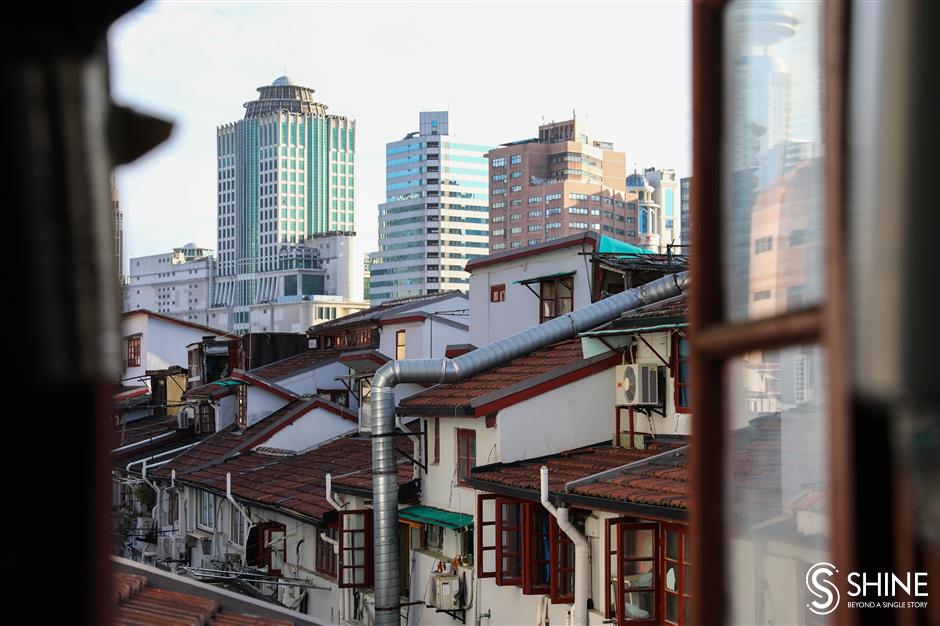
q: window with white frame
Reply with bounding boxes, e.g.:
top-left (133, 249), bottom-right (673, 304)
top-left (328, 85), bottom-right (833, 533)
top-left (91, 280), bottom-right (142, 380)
top-left (199, 491), bottom-right (215, 529)
top-left (230, 505), bottom-right (245, 546)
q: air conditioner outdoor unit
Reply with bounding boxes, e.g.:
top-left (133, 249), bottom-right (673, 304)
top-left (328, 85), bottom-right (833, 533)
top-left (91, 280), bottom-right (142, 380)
top-left (615, 364), bottom-right (660, 406)
top-left (178, 405), bottom-right (195, 430)
top-left (430, 572), bottom-right (460, 610)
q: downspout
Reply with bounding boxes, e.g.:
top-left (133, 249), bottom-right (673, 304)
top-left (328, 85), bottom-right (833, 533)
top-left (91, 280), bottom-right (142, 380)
top-left (541, 467), bottom-right (589, 626)
top-left (324, 474), bottom-right (347, 626)
top-left (141, 459), bottom-right (160, 521)
top-left (226, 472), bottom-right (254, 526)
top-left (370, 271), bottom-right (689, 625)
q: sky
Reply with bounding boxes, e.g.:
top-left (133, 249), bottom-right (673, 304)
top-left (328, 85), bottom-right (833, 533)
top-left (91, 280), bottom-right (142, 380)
top-left (109, 1), bottom-right (691, 271)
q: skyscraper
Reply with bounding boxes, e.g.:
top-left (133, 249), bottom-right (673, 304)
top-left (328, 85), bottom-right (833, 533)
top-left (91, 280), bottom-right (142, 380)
top-left (370, 112), bottom-right (490, 304)
top-left (215, 76), bottom-right (356, 330)
top-left (112, 175), bottom-right (123, 283)
top-left (680, 176), bottom-right (691, 246)
top-left (485, 117), bottom-right (633, 250)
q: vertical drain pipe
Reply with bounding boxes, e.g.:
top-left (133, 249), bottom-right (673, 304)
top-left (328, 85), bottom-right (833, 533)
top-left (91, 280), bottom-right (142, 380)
top-left (370, 271), bottom-right (689, 626)
top-left (541, 466), bottom-right (589, 626)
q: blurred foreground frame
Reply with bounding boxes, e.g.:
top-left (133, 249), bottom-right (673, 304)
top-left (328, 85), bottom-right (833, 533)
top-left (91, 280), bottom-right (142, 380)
top-left (1, 3), bottom-right (170, 624)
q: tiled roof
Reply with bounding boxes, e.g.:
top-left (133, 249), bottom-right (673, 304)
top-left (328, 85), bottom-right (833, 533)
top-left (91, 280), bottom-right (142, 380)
top-left (183, 379), bottom-right (243, 400)
top-left (399, 339), bottom-right (596, 413)
top-left (122, 308), bottom-right (240, 340)
top-left (113, 415), bottom-right (180, 447)
top-left (617, 292), bottom-right (688, 323)
top-left (311, 290), bottom-right (466, 332)
top-left (112, 571), bottom-right (291, 625)
top-left (470, 440), bottom-right (689, 514)
top-left (247, 349), bottom-right (344, 383)
top-left (153, 398), bottom-right (413, 523)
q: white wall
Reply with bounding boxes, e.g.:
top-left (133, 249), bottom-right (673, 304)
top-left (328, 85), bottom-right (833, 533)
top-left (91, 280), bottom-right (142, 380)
top-left (259, 407), bottom-right (356, 453)
top-left (497, 368), bottom-right (617, 463)
top-left (278, 360), bottom-right (356, 407)
top-left (121, 314), bottom-right (222, 382)
top-left (245, 386), bottom-right (290, 427)
top-left (469, 249), bottom-right (593, 347)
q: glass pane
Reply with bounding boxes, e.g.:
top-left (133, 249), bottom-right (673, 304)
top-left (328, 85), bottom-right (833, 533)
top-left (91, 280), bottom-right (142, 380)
top-left (726, 345), bottom-right (829, 624)
top-left (722, 0), bottom-right (826, 322)
top-left (621, 527), bottom-right (654, 558)
top-left (665, 563), bottom-right (679, 592)
top-left (666, 531), bottom-right (680, 560)
top-left (666, 592), bottom-right (680, 624)
top-left (620, 559), bottom-right (655, 583)
top-left (623, 591), bottom-right (655, 621)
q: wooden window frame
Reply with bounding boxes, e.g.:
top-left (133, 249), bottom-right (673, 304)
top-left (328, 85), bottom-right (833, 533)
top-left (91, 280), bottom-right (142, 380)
top-left (495, 497), bottom-right (525, 587)
top-left (236, 383), bottom-right (247, 429)
top-left (689, 2), bottom-right (853, 626)
top-left (251, 521), bottom-right (287, 576)
top-left (616, 521), bottom-right (659, 626)
top-left (539, 276), bottom-right (574, 323)
top-left (549, 509), bottom-right (586, 604)
top-left (395, 329), bottom-right (406, 360)
top-left (671, 331), bottom-right (691, 413)
top-left (522, 503), bottom-right (551, 596)
top-left (126, 335), bottom-right (141, 368)
top-left (433, 417), bottom-right (440, 465)
top-left (338, 509), bottom-right (373, 589)
top-left (661, 523), bottom-right (692, 626)
top-left (455, 428), bottom-right (476, 487)
top-left (316, 519), bottom-right (338, 578)
top-left (490, 283), bottom-right (506, 303)
top-left (477, 494), bottom-right (497, 578)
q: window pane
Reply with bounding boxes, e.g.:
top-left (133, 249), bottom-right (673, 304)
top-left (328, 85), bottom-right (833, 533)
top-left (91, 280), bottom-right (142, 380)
top-left (726, 345), bottom-right (829, 624)
top-left (722, 0), bottom-right (825, 322)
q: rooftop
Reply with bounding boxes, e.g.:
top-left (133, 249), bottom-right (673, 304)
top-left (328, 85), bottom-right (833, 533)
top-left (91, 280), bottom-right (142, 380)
top-left (246, 349), bottom-right (344, 384)
top-left (399, 339), bottom-right (617, 416)
top-left (309, 290), bottom-right (467, 333)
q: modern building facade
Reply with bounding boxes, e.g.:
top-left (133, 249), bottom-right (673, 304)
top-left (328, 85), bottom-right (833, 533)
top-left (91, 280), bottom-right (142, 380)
top-left (215, 76), bottom-right (356, 330)
top-left (485, 117), bottom-right (637, 251)
top-left (680, 175), bottom-right (692, 245)
top-left (369, 111), bottom-right (490, 304)
top-left (122, 243), bottom-right (216, 325)
top-left (112, 175), bottom-right (123, 283)
top-left (643, 167), bottom-right (682, 251)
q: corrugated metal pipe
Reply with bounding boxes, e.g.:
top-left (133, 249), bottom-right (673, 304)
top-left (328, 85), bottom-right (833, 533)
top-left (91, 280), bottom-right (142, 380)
top-left (369, 271), bottom-right (689, 625)
top-left (541, 466), bottom-right (589, 626)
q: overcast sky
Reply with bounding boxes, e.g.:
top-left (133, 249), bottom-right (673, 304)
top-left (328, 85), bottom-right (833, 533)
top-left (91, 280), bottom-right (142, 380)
top-left (109, 1), bottom-right (690, 270)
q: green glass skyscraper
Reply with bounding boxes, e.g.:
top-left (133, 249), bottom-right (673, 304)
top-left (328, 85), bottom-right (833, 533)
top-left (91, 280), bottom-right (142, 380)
top-left (214, 76), bottom-right (356, 331)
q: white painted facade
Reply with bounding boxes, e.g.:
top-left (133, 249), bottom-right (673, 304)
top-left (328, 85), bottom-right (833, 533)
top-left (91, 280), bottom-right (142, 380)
top-left (468, 245), bottom-right (593, 347)
top-left (123, 244), bottom-right (216, 325)
top-left (121, 311), bottom-right (232, 383)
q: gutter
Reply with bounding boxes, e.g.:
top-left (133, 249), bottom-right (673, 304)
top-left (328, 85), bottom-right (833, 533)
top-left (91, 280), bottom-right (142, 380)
top-left (368, 271), bottom-right (689, 625)
top-left (541, 467), bottom-right (589, 626)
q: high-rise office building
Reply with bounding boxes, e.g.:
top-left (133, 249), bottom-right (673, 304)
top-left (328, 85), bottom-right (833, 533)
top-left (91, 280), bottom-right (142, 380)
top-left (214, 76), bottom-right (356, 331)
top-left (370, 112), bottom-right (490, 304)
top-left (486, 118), bottom-right (634, 250)
top-left (680, 176), bottom-right (692, 246)
top-left (112, 175), bottom-right (123, 283)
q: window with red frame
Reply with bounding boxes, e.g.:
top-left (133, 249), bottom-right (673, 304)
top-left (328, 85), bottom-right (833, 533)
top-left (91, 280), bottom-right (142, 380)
top-left (433, 418), bottom-right (440, 464)
top-left (523, 504), bottom-right (551, 595)
top-left (550, 509), bottom-right (587, 603)
top-left (672, 332), bottom-right (691, 412)
top-left (316, 519), bottom-right (338, 578)
top-left (539, 277), bottom-right (574, 322)
top-left (490, 284), bottom-right (506, 303)
top-left (476, 494), bottom-right (497, 578)
top-left (248, 521), bottom-right (286, 576)
top-left (126, 335), bottom-right (141, 367)
top-left (606, 518), bottom-right (661, 625)
top-left (338, 509), bottom-right (373, 588)
top-left (662, 524), bottom-right (692, 626)
top-left (495, 498), bottom-right (524, 586)
top-left (456, 428), bottom-right (476, 486)
top-left (236, 383), bottom-right (247, 429)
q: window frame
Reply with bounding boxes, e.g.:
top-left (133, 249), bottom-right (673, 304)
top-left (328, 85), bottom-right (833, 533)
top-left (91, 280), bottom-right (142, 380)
top-left (522, 502), bottom-right (551, 596)
top-left (316, 519), bottom-right (338, 579)
top-left (490, 283), bottom-right (506, 303)
top-left (495, 497), bottom-right (524, 587)
top-left (395, 329), bottom-right (406, 360)
top-left (476, 493), bottom-right (497, 578)
top-left (688, 2), bottom-right (853, 625)
top-left (338, 509), bottom-right (373, 589)
top-left (671, 331), bottom-right (691, 413)
top-left (455, 428), bottom-right (476, 487)
top-left (539, 276), bottom-right (574, 323)
top-left (126, 334), bottom-right (141, 368)
top-left (197, 490), bottom-right (215, 531)
top-left (661, 522), bottom-right (692, 626)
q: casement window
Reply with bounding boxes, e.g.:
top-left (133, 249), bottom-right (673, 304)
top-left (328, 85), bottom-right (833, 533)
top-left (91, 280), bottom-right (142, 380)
top-left (196, 403), bottom-right (214, 433)
top-left (432, 418), bottom-right (440, 464)
top-left (198, 491), bottom-right (215, 529)
top-left (490, 284), bottom-right (506, 303)
top-left (672, 332), bottom-right (691, 413)
top-left (166, 490), bottom-right (179, 528)
top-left (495, 498), bottom-right (524, 586)
top-left (316, 519), bottom-right (338, 578)
top-left (662, 524), bottom-right (692, 626)
top-left (338, 509), bottom-right (373, 588)
top-left (539, 277), bottom-right (574, 322)
top-left (230, 506), bottom-right (245, 546)
top-left (456, 428), bottom-right (476, 486)
top-left (605, 519), bottom-right (659, 625)
top-left (250, 521), bottom-right (286, 575)
top-left (126, 335), bottom-right (141, 367)
top-left (236, 383), bottom-right (247, 429)
top-left (476, 494), bottom-right (497, 578)
top-left (522, 504), bottom-right (551, 595)
top-left (550, 510), bottom-right (587, 603)
top-left (395, 330), bottom-right (406, 360)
